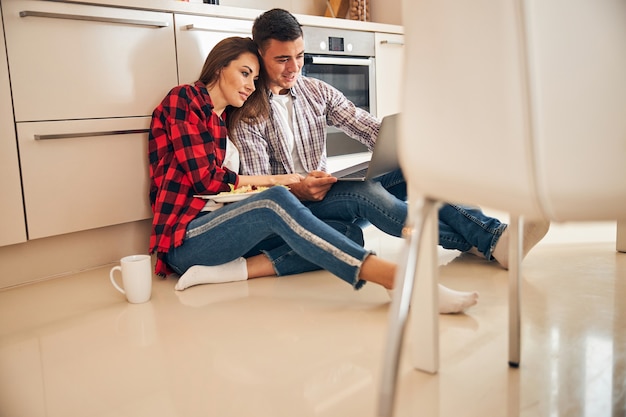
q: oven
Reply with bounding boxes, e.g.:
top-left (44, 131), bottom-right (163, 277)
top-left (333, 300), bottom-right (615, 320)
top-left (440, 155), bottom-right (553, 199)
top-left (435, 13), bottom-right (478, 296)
top-left (302, 26), bottom-right (376, 156)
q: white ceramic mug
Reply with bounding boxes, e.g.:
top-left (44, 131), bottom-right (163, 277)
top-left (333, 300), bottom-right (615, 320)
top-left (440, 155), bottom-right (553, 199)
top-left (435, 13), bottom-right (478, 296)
top-left (109, 254), bottom-right (152, 304)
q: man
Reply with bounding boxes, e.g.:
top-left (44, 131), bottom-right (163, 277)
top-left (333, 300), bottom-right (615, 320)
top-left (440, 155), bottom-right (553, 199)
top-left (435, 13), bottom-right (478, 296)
top-left (231, 8), bottom-right (550, 272)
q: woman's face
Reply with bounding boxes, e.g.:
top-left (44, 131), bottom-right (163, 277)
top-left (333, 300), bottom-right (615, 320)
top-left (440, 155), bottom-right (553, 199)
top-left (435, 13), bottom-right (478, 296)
top-left (217, 51), bottom-right (259, 109)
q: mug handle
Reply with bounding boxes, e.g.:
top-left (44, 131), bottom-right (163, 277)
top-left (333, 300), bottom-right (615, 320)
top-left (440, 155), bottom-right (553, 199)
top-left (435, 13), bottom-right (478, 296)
top-left (110, 266), bottom-right (126, 295)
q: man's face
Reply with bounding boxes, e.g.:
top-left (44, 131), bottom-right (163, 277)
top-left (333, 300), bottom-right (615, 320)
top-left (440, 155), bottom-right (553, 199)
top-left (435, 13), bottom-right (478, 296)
top-left (259, 37), bottom-right (305, 95)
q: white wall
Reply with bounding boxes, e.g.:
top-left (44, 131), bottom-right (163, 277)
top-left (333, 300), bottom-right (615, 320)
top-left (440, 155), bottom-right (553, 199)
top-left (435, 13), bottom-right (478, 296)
top-left (370, 0), bottom-right (402, 25)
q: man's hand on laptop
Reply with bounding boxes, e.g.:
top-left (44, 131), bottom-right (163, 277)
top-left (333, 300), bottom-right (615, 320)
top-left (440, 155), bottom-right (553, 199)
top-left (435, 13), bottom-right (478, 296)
top-left (289, 171), bottom-right (337, 202)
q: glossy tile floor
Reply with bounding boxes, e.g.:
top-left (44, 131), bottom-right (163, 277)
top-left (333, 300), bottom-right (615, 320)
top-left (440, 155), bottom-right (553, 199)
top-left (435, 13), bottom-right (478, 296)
top-left (0, 221), bottom-right (624, 417)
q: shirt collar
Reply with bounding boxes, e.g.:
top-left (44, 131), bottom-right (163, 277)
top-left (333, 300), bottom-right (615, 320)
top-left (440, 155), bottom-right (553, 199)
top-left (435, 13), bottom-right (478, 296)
top-left (267, 85), bottom-right (298, 101)
top-left (194, 80), bottom-right (215, 110)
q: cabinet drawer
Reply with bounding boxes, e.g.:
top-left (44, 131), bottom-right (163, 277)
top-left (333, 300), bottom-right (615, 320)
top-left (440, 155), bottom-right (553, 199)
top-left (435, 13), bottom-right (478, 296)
top-left (17, 118), bottom-right (152, 239)
top-left (175, 14), bottom-right (252, 85)
top-left (2, 0), bottom-right (177, 122)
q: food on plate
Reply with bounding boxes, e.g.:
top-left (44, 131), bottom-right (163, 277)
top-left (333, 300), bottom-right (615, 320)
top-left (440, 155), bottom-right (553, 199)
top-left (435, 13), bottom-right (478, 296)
top-left (194, 185), bottom-right (288, 201)
top-left (219, 184), bottom-right (269, 195)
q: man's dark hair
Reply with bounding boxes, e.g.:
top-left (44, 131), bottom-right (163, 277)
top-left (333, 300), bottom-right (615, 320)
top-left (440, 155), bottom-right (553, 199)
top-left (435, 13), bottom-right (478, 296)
top-left (252, 8), bottom-right (303, 52)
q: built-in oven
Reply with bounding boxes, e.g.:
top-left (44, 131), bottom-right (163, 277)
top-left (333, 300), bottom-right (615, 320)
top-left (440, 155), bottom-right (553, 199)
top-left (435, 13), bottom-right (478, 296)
top-left (302, 26), bottom-right (376, 156)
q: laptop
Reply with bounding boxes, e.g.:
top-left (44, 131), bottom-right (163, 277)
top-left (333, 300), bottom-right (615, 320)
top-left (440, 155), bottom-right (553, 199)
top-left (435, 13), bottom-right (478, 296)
top-left (331, 113), bottom-right (400, 181)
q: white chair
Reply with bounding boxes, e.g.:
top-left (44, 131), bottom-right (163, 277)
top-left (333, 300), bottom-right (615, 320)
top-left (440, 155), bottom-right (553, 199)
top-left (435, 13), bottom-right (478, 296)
top-left (378, 1), bottom-right (626, 415)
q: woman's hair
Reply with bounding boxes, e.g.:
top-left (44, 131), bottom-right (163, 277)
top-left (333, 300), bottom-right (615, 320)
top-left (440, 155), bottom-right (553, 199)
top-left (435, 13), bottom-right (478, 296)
top-left (197, 36), bottom-right (270, 129)
top-left (252, 8), bottom-right (303, 54)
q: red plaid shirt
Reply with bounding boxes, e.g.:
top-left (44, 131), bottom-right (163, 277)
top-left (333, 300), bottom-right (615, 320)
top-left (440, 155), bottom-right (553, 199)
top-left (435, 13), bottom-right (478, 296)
top-left (149, 81), bottom-right (239, 276)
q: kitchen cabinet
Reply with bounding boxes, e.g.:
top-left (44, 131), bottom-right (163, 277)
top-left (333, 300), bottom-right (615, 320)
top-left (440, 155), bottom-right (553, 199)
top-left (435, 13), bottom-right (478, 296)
top-left (175, 14), bottom-right (253, 85)
top-left (1, 0), bottom-right (178, 240)
top-left (0, 6), bottom-right (27, 246)
top-left (375, 32), bottom-right (404, 117)
top-left (3, 0), bottom-right (177, 122)
top-left (17, 118), bottom-right (152, 239)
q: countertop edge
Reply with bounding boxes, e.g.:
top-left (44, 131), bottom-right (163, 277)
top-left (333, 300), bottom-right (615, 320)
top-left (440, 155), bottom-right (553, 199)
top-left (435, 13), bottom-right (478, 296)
top-left (42, 0), bottom-right (404, 33)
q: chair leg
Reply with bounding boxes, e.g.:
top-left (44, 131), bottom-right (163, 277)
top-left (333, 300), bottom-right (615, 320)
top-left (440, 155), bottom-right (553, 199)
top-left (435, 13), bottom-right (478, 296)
top-left (617, 220), bottom-right (626, 253)
top-left (378, 197), bottom-right (439, 417)
top-left (410, 198), bottom-right (440, 374)
top-left (508, 215), bottom-right (522, 367)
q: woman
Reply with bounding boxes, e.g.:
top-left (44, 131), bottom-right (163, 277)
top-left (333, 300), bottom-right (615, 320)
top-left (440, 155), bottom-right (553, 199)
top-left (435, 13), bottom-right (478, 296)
top-left (148, 37), bottom-right (478, 314)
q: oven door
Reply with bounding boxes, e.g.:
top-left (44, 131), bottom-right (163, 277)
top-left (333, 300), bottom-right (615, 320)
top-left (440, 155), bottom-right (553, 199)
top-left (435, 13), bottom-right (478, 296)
top-left (303, 55), bottom-right (376, 156)
top-left (303, 55), bottom-right (376, 114)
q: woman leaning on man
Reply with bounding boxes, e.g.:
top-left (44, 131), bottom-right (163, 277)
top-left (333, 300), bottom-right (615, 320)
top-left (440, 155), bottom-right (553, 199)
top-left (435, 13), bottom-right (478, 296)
top-left (148, 36), bottom-right (478, 314)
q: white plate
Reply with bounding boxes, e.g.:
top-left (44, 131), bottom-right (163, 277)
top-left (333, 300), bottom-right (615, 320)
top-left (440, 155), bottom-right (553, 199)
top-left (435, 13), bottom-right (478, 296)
top-left (194, 190), bottom-right (263, 203)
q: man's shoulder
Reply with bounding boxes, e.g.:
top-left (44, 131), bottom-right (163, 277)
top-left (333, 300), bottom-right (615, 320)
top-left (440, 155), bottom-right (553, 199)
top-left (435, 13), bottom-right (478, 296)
top-left (297, 76), bottom-right (326, 89)
top-left (294, 76), bottom-right (337, 100)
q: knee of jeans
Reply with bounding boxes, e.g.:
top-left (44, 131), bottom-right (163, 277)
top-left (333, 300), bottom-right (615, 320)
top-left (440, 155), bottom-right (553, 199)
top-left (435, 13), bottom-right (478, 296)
top-left (366, 180), bottom-right (400, 202)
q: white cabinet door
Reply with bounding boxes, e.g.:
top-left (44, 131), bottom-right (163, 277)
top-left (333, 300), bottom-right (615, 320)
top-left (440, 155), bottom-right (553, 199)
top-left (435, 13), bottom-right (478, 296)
top-left (17, 118), bottom-right (152, 239)
top-left (175, 14), bottom-right (252, 85)
top-left (2, 0), bottom-right (177, 122)
top-left (0, 6), bottom-right (27, 246)
top-left (375, 32), bottom-right (405, 118)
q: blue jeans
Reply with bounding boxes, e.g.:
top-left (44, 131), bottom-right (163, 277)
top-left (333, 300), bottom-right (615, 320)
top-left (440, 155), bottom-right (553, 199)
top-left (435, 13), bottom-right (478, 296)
top-left (164, 186), bottom-right (370, 289)
top-left (251, 170), bottom-right (507, 275)
top-left (307, 170), bottom-right (507, 256)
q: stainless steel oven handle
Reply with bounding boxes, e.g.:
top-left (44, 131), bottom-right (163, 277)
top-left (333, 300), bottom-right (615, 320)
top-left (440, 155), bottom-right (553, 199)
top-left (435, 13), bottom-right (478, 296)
top-left (308, 56), bottom-right (373, 66)
top-left (19, 10), bottom-right (169, 28)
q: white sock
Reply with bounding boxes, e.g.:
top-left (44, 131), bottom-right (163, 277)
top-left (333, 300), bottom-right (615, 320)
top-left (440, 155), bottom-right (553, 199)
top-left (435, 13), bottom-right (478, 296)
top-left (387, 284), bottom-right (479, 314)
top-left (175, 258), bottom-right (248, 291)
top-left (438, 284), bottom-right (479, 314)
top-left (492, 220), bottom-right (550, 269)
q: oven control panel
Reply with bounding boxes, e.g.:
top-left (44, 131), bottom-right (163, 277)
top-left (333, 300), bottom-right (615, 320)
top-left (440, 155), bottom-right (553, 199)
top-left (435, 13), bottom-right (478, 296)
top-left (302, 26), bottom-right (374, 57)
top-left (328, 36), bottom-right (345, 52)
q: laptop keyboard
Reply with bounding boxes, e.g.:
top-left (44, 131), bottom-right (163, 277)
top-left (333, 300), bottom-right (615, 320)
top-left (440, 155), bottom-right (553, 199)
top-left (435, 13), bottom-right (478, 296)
top-left (340, 167), bottom-right (368, 179)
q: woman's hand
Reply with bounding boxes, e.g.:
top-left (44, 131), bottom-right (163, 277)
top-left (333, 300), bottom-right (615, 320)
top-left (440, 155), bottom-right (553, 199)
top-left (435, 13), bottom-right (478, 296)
top-left (238, 173), bottom-right (304, 188)
top-left (271, 173), bottom-right (305, 186)
top-left (238, 171), bottom-right (336, 201)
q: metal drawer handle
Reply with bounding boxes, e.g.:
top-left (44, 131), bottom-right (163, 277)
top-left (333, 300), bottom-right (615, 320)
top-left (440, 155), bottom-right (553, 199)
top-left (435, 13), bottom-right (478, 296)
top-left (183, 23), bottom-right (250, 34)
top-left (19, 10), bottom-right (169, 28)
top-left (380, 40), bottom-right (405, 46)
top-left (34, 129), bottom-right (149, 141)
